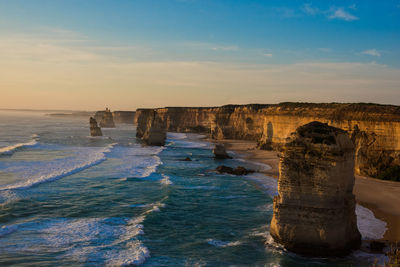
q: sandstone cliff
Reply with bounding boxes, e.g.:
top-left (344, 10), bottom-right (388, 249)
top-left (95, 110), bottom-right (136, 124)
top-left (134, 103), bottom-right (400, 178)
top-left (136, 109), bottom-right (166, 146)
top-left (99, 108), bottom-right (115, 128)
top-left (270, 121), bottom-right (361, 256)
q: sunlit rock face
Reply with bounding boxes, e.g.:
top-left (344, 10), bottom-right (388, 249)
top-left (133, 103), bottom-right (400, 178)
top-left (99, 108), bottom-right (115, 128)
top-left (136, 109), bottom-right (166, 146)
top-left (270, 121), bottom-right (361, 256)
top-left (89, 117), bottom-right (102, 137)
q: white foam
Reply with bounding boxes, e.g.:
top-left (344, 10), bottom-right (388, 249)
top-left (0, 143), bottom-right (116, 192)
top-left (356, 204), bottom-right (387, 240)
top-left (206, 239), bottom-right (241, 248)
top-left (0, 139), bottom-right (38, 155)
top-left (160, 174), bottom-right (173, 185)
top-left (167, 140), bottom-right (211, 149)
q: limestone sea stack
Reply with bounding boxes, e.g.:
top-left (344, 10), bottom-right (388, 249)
top-left (89, 117), bottom-right (102, 136)
top-left (270, 121), bottom-right (361, 256)
top-left (99, 108), bottom-right (115, 128)
top-left (213, 144), bottom-right (232, 159)
top-left (136, 109), bottom-right (166, 146)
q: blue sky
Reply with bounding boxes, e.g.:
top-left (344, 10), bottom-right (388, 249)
top-left (0, 0), bottom-right (399, 109)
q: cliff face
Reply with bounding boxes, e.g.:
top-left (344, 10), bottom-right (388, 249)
top-left (135, 103), bottom-right (400, 178)
top-left (94, 111), bottom-right (136, 124)
top-left (270, 121), bottom-right (361, 256)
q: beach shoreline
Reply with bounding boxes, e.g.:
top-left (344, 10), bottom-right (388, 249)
top-left (212, 138), bottom-right (400, 243)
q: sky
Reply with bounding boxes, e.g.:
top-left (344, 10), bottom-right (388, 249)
top-left (1, 0), bottom-right (400, 110)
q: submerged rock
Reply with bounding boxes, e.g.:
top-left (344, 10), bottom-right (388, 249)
top-left (213, 144), bottom-right (232, 159)
top-left (182, 157), bottom-right (192, 161)
top-left (89, 117), bottom-right (102, 136)
top-left (270, 121), bottom-right (361, 256)
top-left (216, 165), bottom-right (254, 175)
top-left (99, 108), bottom-right (115, 128)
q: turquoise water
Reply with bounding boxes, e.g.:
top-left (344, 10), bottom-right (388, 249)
top-left (0, 111), bottom-right (379, 266)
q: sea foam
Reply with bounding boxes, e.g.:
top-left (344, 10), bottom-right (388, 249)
top-left (0, 139), bottom-right (38, 155)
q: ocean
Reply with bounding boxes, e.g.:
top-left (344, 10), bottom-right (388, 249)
top-left (0, 110), bottom-right (387, 266)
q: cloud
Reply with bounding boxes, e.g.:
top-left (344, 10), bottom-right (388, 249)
top-left (328, 7), bottom-right (359, 21)
top-left (263, 53), bottom-right (273, 57)
top-left (302, 3), bottom-right (319, 15)
top-left (361, 49), bottom-right (381, 57)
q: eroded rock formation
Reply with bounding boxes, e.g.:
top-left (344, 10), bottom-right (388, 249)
top-left (99, 108), bottom-right (116, 128)
top-left (136, 109), bottom-right (166, 146)
top-left (216, 165), bottom-right (254, 175)
top-left (213, 144), bottom-right (232, 159)
top-left (89, 117), bottom-right (102, 136)
top-left (134, 103), bottom-right (400, 179)
top-left (270, 121), bottom-right (361, 256)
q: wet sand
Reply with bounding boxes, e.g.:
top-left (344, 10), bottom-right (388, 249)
top-left (215, 139), bottom-right (400, 243)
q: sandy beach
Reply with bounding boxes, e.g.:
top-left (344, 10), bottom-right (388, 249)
top-left (215, 139), bottom-right (400, 243)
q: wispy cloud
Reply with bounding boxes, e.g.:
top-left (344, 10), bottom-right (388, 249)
top-left (361, 49), bottom-right (381, 57)
top-left (328, 7), bottom-right (359, 21)
top-left (263, 53), bottom-right (273, 57)
top-left (302, 3), bottom-right (319, 15)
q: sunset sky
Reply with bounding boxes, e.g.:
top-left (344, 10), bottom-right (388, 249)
top-left (1, 0), bottom-right (400, 110)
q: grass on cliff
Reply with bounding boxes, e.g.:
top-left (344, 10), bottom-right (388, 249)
top-left (377, 166), bottom-right (400, 182)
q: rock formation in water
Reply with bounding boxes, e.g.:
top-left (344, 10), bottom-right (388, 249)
top-left (213, 144), bottom-right (232, 159)
top-left (99, 108), bottom-right (116, 128)
top-left (136, 109), bottom-right (166, 146)
top-left (89, 117), bottom-right (102, 136)
top-left (270, 121), bottom-right (361, 256)
top-left (135, 103), bottom-right (400, 179)
top-left (216, 165), bottom-right (254, 175)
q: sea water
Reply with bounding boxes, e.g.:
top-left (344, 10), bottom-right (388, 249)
top-left (0, 110), bottom-right (386, 266)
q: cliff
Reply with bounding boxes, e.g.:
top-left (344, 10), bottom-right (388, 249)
top-left (270, 122), bottom-right (361, 256)
top-left (135, 103), bottom-right (400, 178)
top-left (94, 110), bottom-right (136, 124)
top-left (99, 108), bottom-right (115, 128)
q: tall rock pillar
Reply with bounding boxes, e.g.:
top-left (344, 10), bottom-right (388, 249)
top-left (270, 121), bottom-right (361, 256)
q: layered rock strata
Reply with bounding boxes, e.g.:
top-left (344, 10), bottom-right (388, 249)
top-left (94, 110), bottom-right (135, 124)
top-left (99, 108), bottom-right (116, 128)
top-left (89, 117), bottom-right (102, 136)
top-left (135, 103), bottom-right (400, 178)
top-left (270, 121), bottom-right (361, 256)
top-left (136, 109), bottom-right (166, 146)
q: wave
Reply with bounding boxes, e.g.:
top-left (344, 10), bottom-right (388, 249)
top-left (167, 132), bottom-right (187, 140)
top-left (0, 140), bottom-right (38, 155)
top-left (0, 143), bottom-right (116, 192)
top-left (0, 209), bottom-right (162, 266)
top-left (206, 239), bottom-right (241, 248)
top-left (160, 174), bottom-right (173, 185)
top-left (356, 204), bottom-right (387, 240)
top-left (236, 159), bottom-right (272, 172)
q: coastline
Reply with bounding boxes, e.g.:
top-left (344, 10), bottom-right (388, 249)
top-left (214, 139), bottom-right (400, 243)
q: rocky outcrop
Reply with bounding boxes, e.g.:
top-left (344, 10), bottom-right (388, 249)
top-left (270, 121), bottom-right (361, 256)
top-left (136, 109), bottom-right (166, 146)
top-left (213, 144), bottom-right (232, 159)
top-left (134, 103), bottom-right (400, 179)
top-left (112, 111), bottom-right (136, 124)
top-left (99, 108), bottom-right (116, 128)
top-left (216, 165), bottom-right (254, 175)
top-left (95, 109), bottom-right (134, 125)
top-left (89, 117), bottom-right (102, 136)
